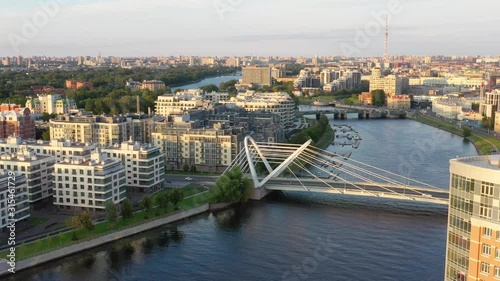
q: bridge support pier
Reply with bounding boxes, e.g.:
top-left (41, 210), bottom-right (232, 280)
top-left (248, 188), bottom-right (273, 200)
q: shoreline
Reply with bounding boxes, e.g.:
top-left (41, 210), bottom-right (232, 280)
top-left (0, 203), bottom-right (231, 277)
top-left (409, 115), bottom-right (483, 155)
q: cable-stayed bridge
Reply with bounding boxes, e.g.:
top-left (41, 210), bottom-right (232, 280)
top-left (224, 136), bottom-right (449, 205)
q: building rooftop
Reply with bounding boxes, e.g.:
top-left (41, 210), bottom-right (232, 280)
top-left (451, 155), bottom-right (500, 171)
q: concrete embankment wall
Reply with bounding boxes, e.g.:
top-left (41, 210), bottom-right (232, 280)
top-left (0, 204), bottom-right (210, 277)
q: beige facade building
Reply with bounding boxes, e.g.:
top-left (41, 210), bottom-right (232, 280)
top-left (155, 95), bottom-right (205, 116)
top-left (53, 151), bottom-right (126, 212)
top-left (226, 92), bottom-right (296, 127)
top-left (242, 66), bottom-right (272, 86)
top-left (26, 94), bottom-right (77, 115)
top-left (0, 136), bottom-right (97, 162)
top-left (103, 141), bottom-right (165, 193)
top-left (445, 155), bottom-right (500, 281)
top-left (49, 114), bottom-right (153, 147)
top-left (370, 74), bottom-right (406, 95)
top-left (152, 121), bottom-right (242, 172)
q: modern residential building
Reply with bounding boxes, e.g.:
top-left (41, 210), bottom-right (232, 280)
top-left (152, 120), bottom-right (243, 172)
top-left (49, 113), bottom-right (154, 147)
top-left (103, 141), bottom-right (165, 193)
top-left (53, 151), bottom-right (126, 212)
top-left (370, 74), bottom-right (407, 95)
top-left (226, 92), bottom-right (296, 127)
top-left (0, 147), bottom-right (55, 203)
top-left (242, 66), bottom-right (272, 87)
top-left (155, 95), bottom-right (204, 116)
top-left (480, 90), bottom-right (500, 118)
top-left (0, 108), bottom-right (35, 140)
top-left (0, 171), bottom-right (30, 229)
top-left (445, 155), bottom-right (500, 281)
top-left (26, 94), bottom-right (77, 115)
top-left (0, 136), bottom-right (97, 162)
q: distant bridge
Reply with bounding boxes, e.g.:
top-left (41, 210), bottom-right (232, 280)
top-left (224, 136), bottom-right (449, 205)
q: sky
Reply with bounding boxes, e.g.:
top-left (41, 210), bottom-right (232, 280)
top-left (0, 0), bottom-right (499, 57)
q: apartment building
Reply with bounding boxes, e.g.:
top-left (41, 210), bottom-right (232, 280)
top-left (53, 151), bottom-right (126, 212)
top-left (480, 90), bottom-right (500, 118)
top-left (0, 136), bottom-right (97, 162)
top-left (25, 94), bottom-right (77, 115)
top-left (155, 95), bottom-right (204, 116)
top-left (0, 147), bottom-right (55, 203)
top-left (445, 155), bottom-right (500, 281)
top-left (370, 74), bottom-right (408, 95)
top-left (226, 92), bottom-right (296, 127)
top-left (0, 171), bottom-right (30, 228)
top-left (103, 141), bottom-right (165, 193)
top-left (126, 79), bottom-right (166, 92)
top-left (242, 66), bottom-right (272, 86)
top-left (152, 121), bottom-right (243, 172)
top-left (0, 108), bottom-right (35, 140)
top-left (49, 113), bottom-right (153, 147)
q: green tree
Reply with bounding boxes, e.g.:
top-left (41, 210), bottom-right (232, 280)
top-left (200, 84), bottom-right (219, 93)
top-left (372, 90), bottom-right (386, 107)
top-left (141, 195), bottom-right (153, 211)
top-left (190, 165), bottom-right (197, 174)
top-left (183, 164), bottom-right (190, 172)
top-left (121, 198), bottom-right (133, 220)
top-left (214, 166), bottom-right (251, 203)
top-left (170, 189), bottom-right (184, 209)
top-left (106, 201), bottom-right (118, 226)
top-left (80, 211), bottom-right (94, 231)
top-left (156, 193), bottom-right (170, 212)
top-left (463, 127), bottom-right (472, 138)
top-left (42, 128), bottom-right (50, 141)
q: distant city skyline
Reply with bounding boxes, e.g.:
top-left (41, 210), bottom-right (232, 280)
top-left (0, 0), bottom-right (499, 57)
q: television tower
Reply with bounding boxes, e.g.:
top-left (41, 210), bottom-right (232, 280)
top-left (384, 15), bottom-right (389, 63)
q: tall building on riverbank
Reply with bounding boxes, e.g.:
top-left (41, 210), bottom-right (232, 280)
top-left (242, 66), bottom-right (272, 87)
top-left (445, 155), bottom-right (500, 281)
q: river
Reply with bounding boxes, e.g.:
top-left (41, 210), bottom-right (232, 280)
top-left (171, 75), bottom-right (242, 92)
top-left (5, 99), bottom-right (478, 281)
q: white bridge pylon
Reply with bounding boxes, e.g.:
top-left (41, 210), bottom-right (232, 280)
top-left (224, 136), bottom-right (449, 205)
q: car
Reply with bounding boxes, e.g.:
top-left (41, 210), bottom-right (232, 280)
top-left (185, 177), bottom-right (192, 181)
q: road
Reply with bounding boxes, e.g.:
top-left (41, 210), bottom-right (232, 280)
top-left (164, 175), bottom-right (449, 203)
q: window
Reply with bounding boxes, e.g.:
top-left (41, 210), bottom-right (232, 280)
top-left (484, 227), bottom-right (493, 238)
top-left (495, 266), bottom-right (500, 278)
top-left (482, 244), bottom-right (491, 256)
top-left (497, 231), bottom-right (500, 241)
top-left (481, 262), bottom-right (490, 275)
top-left (496, 248), bottom-right (500, 260)
top-left (481, 182), bottom-right (494, 197)
top-left (480, 205), bottom-right (493, 219)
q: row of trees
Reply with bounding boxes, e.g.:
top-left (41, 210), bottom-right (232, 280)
top-left (68, 191), bottom-right (185, 240)
top-left (0, 65), bottom-right (237, 110)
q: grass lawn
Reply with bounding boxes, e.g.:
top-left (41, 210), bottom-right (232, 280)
top-left (151, 184), bottom-right (208, 203)
top-left (415, 115), bottom-right (499, 155)
top-left (1, 188), bottom-right (217, 261)
top-left (30, 217), bottom-right (49, 227)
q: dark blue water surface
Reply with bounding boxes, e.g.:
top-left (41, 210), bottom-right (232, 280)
top-left (4, 109), bottom-right (478, 281)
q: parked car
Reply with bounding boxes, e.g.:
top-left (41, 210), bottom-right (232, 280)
top-left (185, 177), bottom-right (192, 181)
